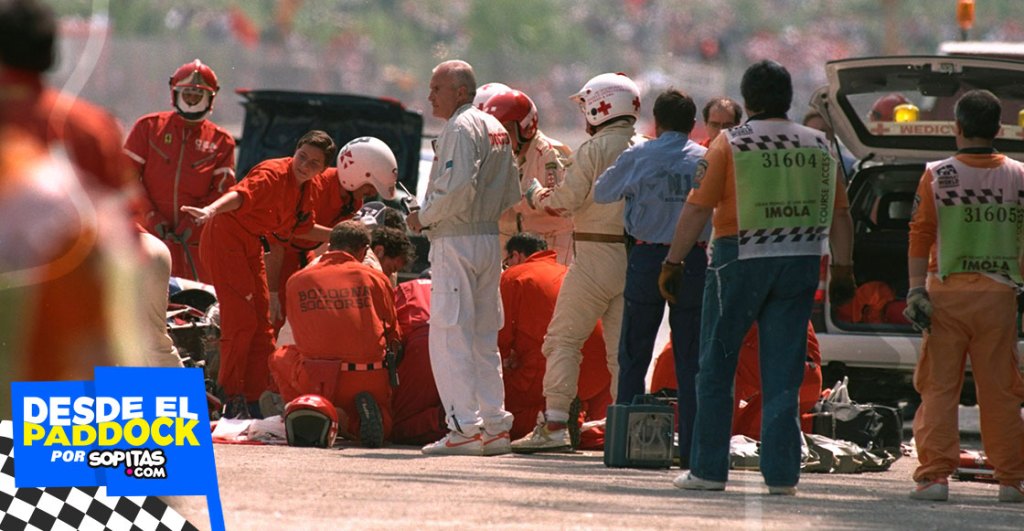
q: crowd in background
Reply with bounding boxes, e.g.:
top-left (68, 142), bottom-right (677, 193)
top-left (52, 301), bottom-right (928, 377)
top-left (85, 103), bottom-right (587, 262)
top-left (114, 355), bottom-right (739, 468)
top-left (47, 1), bottom-right (1024, 146)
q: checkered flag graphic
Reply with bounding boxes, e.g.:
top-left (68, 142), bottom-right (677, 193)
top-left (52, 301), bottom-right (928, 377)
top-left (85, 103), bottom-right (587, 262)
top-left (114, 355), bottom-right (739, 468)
top-left (0, 421), bottom-right (199, 531)
top-left (731, 134), bottom-right (804, 152)
top-left (739, 226), bottom-right (828, 245)
top-left (937, 188), bottom-right (1002, 206)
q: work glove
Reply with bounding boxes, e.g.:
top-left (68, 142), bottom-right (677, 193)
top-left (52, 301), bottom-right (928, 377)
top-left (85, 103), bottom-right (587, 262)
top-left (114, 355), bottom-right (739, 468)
top-left (524, 178), bottom-right (544, 210)
top-left (268, 291), bottom-right (283, 323)
top-left (829, 264), bottom-right (856, 306)
top-left (658, 260), bottom-right (684, 305)
top-left (903, 287), bottom-right (932, 333)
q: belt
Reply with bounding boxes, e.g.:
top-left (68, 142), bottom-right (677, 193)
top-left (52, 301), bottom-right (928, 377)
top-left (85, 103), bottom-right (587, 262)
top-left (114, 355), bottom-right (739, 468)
top-left (340, 361), bottom-right (386, 372)
top-left (635, 240), bottom-right (669, 246)
top-left (573, 232), bottom-right (626, 244)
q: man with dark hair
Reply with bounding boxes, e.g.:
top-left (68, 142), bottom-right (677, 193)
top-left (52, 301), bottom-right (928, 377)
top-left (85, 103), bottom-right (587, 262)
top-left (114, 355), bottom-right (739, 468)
top-left (593, 89), bottom-right (708, 466)
top-left (328, 219), bottom-right (371, 250)
top-left (406, 60), bottom-right (521, 456)
top-left (371, 226), bottom-right (413, 278)
top-left (499, 233), bottom-right (612, 445)
top-left (268, 220), bottom-right (398, 448)
top-left (740, 60), bottom-right (794, 117)
top-left (905, 89), bottom-right (1024, 503)
top-left (504, 232), bottom-right (547, 260)
top-left (700, 97), bottom-right (743, 148)
top-left (377, 207), bottom-right (408, 231)
top-left (181, 130), bottom-right (338, 418)
top-left (659, 60), bottom-right (855, 494)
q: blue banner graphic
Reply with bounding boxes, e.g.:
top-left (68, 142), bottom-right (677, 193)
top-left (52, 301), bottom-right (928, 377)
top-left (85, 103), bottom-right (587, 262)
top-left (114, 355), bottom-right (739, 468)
top-left (10, 367), bottom-right (223, 531)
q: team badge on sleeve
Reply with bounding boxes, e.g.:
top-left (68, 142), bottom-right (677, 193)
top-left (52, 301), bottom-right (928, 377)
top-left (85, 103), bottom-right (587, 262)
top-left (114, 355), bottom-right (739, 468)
top-left (693, 159), bottom-right (708, 189)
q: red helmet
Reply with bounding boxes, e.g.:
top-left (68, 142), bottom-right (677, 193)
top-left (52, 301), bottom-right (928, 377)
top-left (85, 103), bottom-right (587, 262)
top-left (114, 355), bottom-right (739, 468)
top-left (868, 93), bottom-right (909, 122)
top-left (284, 394), bottom-right (338, 448)
top-left (169, 59), bottom-right (219, 121)
top-left (483, 89), bottom-right (539, 141)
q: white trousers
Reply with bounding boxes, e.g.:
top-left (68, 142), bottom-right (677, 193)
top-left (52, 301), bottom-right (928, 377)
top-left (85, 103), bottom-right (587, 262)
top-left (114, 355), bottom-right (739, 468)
top-left (541, 240), bottom-right (626, 415)
top-left (428, 234), bottom-right (513, 435)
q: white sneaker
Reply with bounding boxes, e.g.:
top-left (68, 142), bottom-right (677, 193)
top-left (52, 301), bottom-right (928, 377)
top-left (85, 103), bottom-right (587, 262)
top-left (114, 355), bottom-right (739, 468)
top-left (998, 480), bottom-right (1024, 503)
top-left (510, 414), bottom-right (572, 454)
top-left (909, 478), bottom-right (948, 501)
top-left (672, 471), bottom-right (726, 491)
top-left (481, 430), bottom-right (511, 456)
top-left (421, 431), bottom-right (483, 456)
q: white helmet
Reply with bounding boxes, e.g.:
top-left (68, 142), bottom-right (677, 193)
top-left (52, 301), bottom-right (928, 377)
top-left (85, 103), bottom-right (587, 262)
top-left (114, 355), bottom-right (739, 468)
top-left (473, 82), bottom-right (511, 110)
top-left (336, 137), bottom-right (397, 200)
top-left (570, 73), bottom-right (641, 127)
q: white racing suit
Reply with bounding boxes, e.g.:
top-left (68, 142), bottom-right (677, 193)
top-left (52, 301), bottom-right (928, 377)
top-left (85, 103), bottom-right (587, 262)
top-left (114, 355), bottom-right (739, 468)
top-left (534, 120), bottom-right (643, 419)
top-left (499, 130), bottom-right (575, 264)
top-left (417, 103), bottom-right (521, 436)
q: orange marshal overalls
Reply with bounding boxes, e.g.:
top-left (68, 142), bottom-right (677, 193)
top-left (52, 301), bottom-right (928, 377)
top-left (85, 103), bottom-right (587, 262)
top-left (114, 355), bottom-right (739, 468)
top-left (269, 251), bottom-right (399, 441)
top-left (200, 157), bottom-right (315, 402)
top-left (498, 250), bottom-right (612, 439)
top-left (124, 111), bottom-right (236, 281)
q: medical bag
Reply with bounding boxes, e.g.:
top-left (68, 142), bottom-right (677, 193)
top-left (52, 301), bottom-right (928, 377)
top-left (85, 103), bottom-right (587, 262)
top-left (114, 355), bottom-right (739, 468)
top-left (604, 395), bottom-right (674, 469)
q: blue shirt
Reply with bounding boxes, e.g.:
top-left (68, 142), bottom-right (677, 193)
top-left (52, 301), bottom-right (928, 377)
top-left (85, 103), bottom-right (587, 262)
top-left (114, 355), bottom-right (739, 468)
top-left (593, 131), bottom-right (707, 243)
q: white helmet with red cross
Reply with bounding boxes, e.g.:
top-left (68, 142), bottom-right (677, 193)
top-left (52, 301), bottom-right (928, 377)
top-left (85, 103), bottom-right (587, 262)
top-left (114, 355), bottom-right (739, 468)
top-left (336, 137), bottom-right (398, 200)
top-left (169, 59), bottom-right (219, 121)
top-left (472, 82), bottom-right (511, 110)
top-left (570, 73), bottom-right (641, 127)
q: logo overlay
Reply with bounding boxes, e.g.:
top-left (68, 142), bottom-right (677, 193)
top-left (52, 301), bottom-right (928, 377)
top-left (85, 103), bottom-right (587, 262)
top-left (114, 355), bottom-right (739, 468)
top-left (11, 367), bottom-right (223, 531)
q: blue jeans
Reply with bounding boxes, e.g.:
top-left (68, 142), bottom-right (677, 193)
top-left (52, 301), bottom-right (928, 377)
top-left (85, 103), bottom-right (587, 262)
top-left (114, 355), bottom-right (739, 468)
top-left (617, 243), bottom-right (706, 464)
top-left (689, 237), bottom-right (817, 487)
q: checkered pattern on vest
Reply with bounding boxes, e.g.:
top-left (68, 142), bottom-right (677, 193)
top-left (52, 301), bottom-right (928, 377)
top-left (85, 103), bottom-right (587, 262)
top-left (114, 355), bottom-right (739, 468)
top-left (730, 134), bottom-right (826, 152)
top-left (738, 226), bottom-right (828, 246)
top-left (937, 188), bottom-right (1004, 206)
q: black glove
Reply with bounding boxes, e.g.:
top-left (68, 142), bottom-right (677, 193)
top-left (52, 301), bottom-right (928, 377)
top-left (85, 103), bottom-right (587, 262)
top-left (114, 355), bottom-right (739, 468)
top-left (903, 287), bottom-right (933, 333)
top-left (658, 261), bottom-right (683, 304)
top-left (829, 264), bottom-right (856, 306)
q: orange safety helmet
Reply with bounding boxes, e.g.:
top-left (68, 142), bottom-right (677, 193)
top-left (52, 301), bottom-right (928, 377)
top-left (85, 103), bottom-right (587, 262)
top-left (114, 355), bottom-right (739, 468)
top-left (482, 89), bottom-right (539, 142)
top-left (168, 59), bottom-right (219, 121)
top-left (284, 394), bottom-right (339, 448)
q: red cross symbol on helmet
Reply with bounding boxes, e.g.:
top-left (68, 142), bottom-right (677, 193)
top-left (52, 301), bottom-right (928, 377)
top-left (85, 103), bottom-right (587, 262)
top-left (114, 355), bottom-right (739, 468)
top-left (632, 97), bottom-right (640, 112)
top-left (596, 100), bottom-right (613, 116)
top-left (340, 150), bottom-right (354, 169)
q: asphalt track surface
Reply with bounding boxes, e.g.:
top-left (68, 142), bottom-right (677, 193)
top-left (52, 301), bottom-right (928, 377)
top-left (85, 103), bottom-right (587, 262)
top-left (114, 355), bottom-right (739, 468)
top-left (167, 408), bottom-right (1021, 531)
